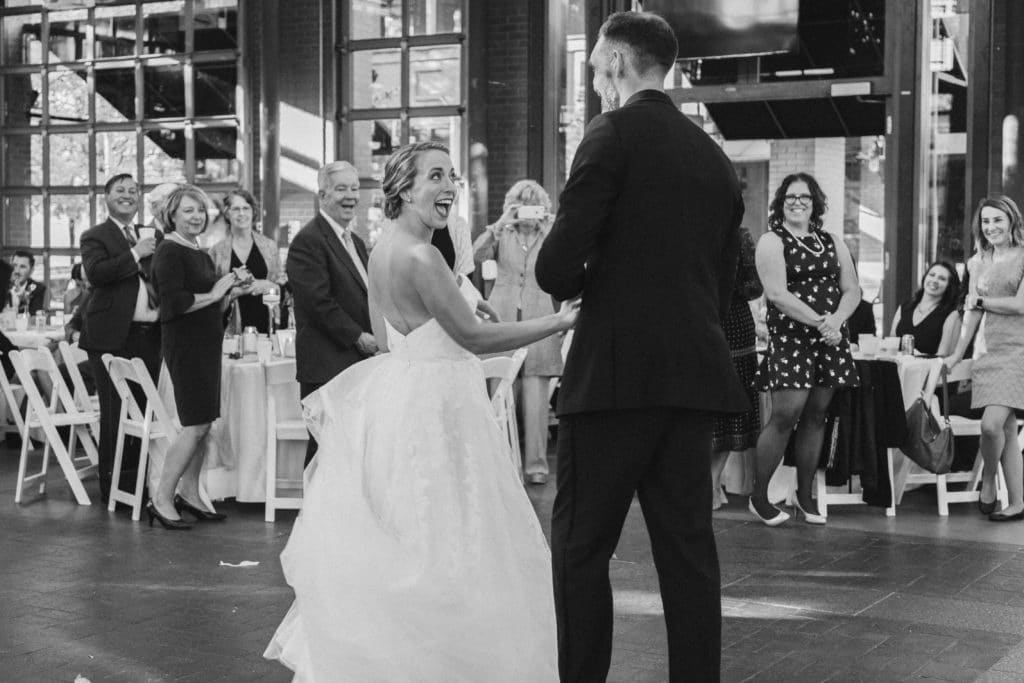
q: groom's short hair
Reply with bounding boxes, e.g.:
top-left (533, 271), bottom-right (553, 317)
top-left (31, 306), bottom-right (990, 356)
top-left (599, 11), bottom-right (678, 77)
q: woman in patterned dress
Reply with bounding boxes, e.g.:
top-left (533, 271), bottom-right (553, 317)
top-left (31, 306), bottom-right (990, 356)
top-left (749, 173), bottom-right (860, 526)
top-left (710, 226), bottom-right (763, 510)
top-left (944, 196), bottom-right (1024, 521)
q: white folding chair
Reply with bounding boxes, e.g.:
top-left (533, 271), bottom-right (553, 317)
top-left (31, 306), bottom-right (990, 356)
top-left (482, 347), bottom-right (529, 483)
top-left (265, 360), bottom-right (306, 521)
top-left (0, 351), bottom-right (25, 440)
top-left (102, 354), bottom-right (179, 521)
top-left (11, 348), bottom-right (99, 505)
top-left (894, 359), bottom-right (1010, 515)
top-left (58, 341), bottom-right (99, 415)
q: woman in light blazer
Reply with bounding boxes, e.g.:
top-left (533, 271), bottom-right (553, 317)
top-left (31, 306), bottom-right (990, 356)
top-left (208, 189), bottom-right (284, 333)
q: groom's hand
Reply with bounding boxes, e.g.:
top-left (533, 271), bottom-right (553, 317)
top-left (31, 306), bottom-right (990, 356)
top-left (355, 332), bottom-right (379, 356)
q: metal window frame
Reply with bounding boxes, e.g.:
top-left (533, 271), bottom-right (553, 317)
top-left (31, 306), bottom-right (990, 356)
top-left (0, 0), bottom-right (244, 299)
top-left (337, 0), bottom-right (468, 191)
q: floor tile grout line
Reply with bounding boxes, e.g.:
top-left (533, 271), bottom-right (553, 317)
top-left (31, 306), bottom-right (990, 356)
top-left (852, 590), bottom-right (897, 616)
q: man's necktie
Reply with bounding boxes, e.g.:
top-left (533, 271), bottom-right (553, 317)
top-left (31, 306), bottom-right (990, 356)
top-left (123, 225), bottom-right (137, 246)
top-left (342, 231), bottom-right (369, 285)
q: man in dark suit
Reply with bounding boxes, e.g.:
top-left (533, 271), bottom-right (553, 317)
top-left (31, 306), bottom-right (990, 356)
top-left (535, 12), bottom-right (748, 683)
top-left (8, 250), bottom-right (48, 314)
top-left (79, 173), bottom-right (162, 503)
top-left (288, 160), bottom-right (377, 465)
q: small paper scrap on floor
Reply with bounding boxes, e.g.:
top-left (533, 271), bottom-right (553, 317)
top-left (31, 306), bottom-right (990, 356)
top-left (219, 560), bottom-right (259, 568)
top-left (74, 676), bottom-right (91, 683)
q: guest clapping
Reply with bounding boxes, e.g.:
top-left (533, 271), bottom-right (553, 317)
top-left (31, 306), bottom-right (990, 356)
top-left (148, 185), bottom-right (248, 529)
top-left (944, 196), bottom-right (1024, 521)
top-left (750, 173), bottom-right (860, 526)
top-left (209, 189), bottom-right (284, 333)
top-left (473, 180), bottom-right (563, 485)
top-left (890, 261), bottom-right (962, 356)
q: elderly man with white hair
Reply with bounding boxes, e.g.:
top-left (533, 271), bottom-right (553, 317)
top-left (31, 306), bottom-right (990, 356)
top-left (287, 160), bottom-right (377, 465)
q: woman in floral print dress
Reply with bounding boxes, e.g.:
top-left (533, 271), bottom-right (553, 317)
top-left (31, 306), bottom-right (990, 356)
top-left (749, 173), bottom-right (860, 526)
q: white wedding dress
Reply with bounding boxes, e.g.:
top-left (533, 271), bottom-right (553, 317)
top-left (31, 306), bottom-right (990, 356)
top-left (264, 317), bottom-right (557, 682)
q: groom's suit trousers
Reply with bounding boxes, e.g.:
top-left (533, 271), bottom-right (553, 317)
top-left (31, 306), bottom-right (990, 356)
top-left (551, 407), bottom-right (719, 683)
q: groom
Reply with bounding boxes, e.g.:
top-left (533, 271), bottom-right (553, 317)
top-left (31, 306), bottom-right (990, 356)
top-left (536, 11), bottom-right (747, 682)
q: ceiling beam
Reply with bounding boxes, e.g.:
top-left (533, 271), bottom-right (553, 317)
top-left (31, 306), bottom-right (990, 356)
top-left (666, 76), bottom-right (891, 105)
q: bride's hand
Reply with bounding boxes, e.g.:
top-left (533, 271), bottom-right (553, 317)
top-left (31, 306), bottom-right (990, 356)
top-left (557, 299), bottom-right (580, 331)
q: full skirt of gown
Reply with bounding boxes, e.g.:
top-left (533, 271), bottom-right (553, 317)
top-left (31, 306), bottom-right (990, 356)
top-left (264, 319), bottom-right (558, 682)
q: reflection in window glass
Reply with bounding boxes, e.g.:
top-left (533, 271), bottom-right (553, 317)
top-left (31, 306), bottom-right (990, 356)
top-left (48, 10), bottom-right (90, 62)
top-left (49, 195), bottom-right (91, 248)
top-left (96, 67), bottom-right (136, 121)
top-left (142, 1), bottom-right (186, 54)
top-left (47, 69), bottom-right (89, 124)
top-left (351, 119), bottom-right (400, 180)
top-left (195, 127), bottom-right (239, 183)
top-left (4, 195), bottom-right (44, 247)
top-left (409, 116), bottom-right (460, 150)
top-left (2, 135), bottom-right (42, 187)
top-left (96, 130), bottom-right (138, 181)
top-left (409, 0), bottom-right (463, 36)
top-left (352, 50), bottom-right (401, 109)
top-left (195, 63), bottom-right (237, 116)
top-left (351, 0), bottom-right (402, 40)
top-left (49, 133), bottom-right (90, 186)
top-left (144, 63), bottom-right (185, 118)
top-left (194, 0), bottom-right (239, 50)
top-left (142, 128), bottom-right (186, 184)
top-left (1, 14), bottom-right (42, 66)
top-left (2, 73), bottom-right (42, 126)
top-left (95, 5), bottom-right (138, 59)
top-left (409, 45), bottom-right (460, 106)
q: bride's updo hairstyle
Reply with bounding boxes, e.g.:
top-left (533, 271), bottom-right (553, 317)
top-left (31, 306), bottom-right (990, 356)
top-left (382, 141), bottom-right (451, 219)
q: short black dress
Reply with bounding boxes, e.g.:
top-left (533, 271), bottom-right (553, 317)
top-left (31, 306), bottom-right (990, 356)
top-left (712, 227), bottom-right (762, 452)
top-left (760, 225), bottom-right (858, 391)
top-left (152, 238), bottom-right (224, 426)
top-left (231, 246), bottom-right (270, 333)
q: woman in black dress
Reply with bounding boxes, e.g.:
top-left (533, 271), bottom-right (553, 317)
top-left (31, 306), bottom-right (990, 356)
top-left (750, 173), bottom-right (860, 526)
top-left (889, 260), bottom-right (962, 356)
top-left (710, 227), bottom-right (763, 509)
top-left (209, 189), bottom-right (284, 333)
top-left (148, 185), bottom-right (247, 529)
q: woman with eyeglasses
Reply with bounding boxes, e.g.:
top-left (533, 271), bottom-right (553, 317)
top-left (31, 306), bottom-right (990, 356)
top-left (749, 173), bottom-right (861, 526)
top-left (208, 189), bottom-right (284, 333)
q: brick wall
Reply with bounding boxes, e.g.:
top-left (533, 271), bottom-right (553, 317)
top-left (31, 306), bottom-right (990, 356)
top-left (484, 0), bottom-right (530, 220)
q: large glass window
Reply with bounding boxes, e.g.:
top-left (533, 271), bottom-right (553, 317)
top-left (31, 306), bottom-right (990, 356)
top-left (0, 1), bottom-right (244, 306)
top-left (341, 1), bottom-right (467, 244)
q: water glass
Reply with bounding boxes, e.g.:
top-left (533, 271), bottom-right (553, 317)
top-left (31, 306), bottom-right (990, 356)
top-left (14, 313), bottom-right (28, 332)
top-left (256, 336), bottom-right (273, 363)
top-left (857, 334), bottom-right (879, 358)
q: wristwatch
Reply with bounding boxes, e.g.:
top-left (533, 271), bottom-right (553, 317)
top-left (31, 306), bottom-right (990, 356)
top-left (975, 297), bottom-right (985, 311)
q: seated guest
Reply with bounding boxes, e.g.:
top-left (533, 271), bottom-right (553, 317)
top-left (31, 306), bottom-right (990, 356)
top-left (0, 259), bottom-right (15, 380)
top-left (149, 184), bottom-right (249, 529)
top-left (890, 260), bottom-right (962, 356)
top-left (208, 189), bottom-right (283, 333)
top-left (63, 263), bottom-right (89, 318)
top-left (8, 250), bottom-right (47, 314)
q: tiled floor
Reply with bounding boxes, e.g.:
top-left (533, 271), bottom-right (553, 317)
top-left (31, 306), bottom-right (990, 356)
top-left (2, 445), bottom-right (1024, 683)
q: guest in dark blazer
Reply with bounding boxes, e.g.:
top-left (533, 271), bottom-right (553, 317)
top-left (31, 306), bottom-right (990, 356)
top-left (79, 174), bottom-right (162, 503)
top-left (8, 250), bottom-right (48, 314)
top-left (535, 12), bottom-right (747, 683)
top-left (0, 259), bottom-right (15, 381)
top-left (147, 185), bottom-right (242, 530)
top-left (288, 161), bottom-right (377, 465)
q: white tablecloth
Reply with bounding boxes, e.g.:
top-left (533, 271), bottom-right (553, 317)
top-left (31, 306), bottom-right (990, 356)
top-left (3, 327), bottom-right (64, 348)
top-left (155, 354), bottom-right (304, 503)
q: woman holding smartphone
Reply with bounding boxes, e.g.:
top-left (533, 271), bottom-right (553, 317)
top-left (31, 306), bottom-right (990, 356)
top-left (473, 179), bottom-right (564, 485)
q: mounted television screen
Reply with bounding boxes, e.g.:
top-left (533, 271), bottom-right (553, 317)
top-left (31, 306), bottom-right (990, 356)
top-left (640, 0), bottom-right (800, 60)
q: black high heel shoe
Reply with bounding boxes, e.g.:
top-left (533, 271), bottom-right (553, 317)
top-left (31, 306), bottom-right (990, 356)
top-left (174, 494), bottom-right (227, 521)
top-left (146, 501), bottom-right (192, 530)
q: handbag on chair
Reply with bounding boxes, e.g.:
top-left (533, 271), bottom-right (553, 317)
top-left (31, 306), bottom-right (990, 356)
top-left (902, 366), bottom-right (954, 475)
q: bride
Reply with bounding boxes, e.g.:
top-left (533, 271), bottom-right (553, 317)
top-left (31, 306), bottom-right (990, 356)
top-left (265, 142), bottom-right (577, 682)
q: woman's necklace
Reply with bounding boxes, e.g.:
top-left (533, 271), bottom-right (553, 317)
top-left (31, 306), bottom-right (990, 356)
top-left (781, 225), bottom-right (825, 256)
top-left (167, 231), bottom-right (199, 249)
top-left (513, 227), bottom-right (540, 253)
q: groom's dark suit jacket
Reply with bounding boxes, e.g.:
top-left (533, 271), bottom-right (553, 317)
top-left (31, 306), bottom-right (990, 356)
top-left (536, 89), bottom-right (748, 416)
top-left (287, 214), bottom-right (372, 386)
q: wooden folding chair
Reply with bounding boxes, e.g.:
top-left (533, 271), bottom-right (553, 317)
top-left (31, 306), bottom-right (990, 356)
top-left (482, 347), bottom-right (529, 483)
top-left (102, 354), bottom-right (180, 521)
top-left (265, 360), bottom-right (306, 521)
top-left (894, 359), bottom-right (1010, 515)
top-left (11, 348), bottom-right (99, 505)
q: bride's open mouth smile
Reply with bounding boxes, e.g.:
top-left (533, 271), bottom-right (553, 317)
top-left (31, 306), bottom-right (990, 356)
top-left (434, 196), bottom-right (453, 219)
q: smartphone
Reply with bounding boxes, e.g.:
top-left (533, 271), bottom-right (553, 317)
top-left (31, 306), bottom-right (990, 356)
top-left (516, 205), bottom-right (546, 220)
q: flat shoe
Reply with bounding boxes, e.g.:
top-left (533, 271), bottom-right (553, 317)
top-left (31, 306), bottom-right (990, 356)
top-left (989, 509), bottom-right (1024, 522)
top-left (978, 498), bottom-right (997, 515)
